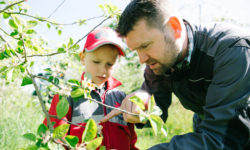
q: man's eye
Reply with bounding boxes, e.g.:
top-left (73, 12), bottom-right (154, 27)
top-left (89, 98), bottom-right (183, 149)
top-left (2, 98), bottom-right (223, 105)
top-left (93, 61), bottom-right (100, 64)
top-left (141, 44), bottom-right (149, 49)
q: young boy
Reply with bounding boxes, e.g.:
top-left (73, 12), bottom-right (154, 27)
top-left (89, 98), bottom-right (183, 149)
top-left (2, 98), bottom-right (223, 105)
top-left (44, 27), bottom-right (138, 150)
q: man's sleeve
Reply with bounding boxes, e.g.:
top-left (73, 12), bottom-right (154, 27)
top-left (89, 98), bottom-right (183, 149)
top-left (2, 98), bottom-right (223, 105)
top-left (141, 66), bottom-right (172, 122)
top-left (149, 46), bottom-right (250, 150)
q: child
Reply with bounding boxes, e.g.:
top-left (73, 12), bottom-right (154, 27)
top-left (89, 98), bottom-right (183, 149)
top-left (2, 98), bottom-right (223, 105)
top-left (44, 27), bottom-right (138, 150)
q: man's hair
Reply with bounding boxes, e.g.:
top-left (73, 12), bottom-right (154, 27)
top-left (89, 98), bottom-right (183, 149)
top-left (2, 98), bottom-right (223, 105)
top-left (117, 0), bottom-right (175, 36)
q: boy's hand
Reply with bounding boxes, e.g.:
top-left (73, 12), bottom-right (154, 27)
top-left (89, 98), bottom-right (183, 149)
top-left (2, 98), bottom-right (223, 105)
top-left (100, 90), bottom-right (151, 123)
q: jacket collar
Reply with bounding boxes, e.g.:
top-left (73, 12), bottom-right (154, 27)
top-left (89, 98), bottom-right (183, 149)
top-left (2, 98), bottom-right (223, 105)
top-left (81, 72), bottom-right (122, 90)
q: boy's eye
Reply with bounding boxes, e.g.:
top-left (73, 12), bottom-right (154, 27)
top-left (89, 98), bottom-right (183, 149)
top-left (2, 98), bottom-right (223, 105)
top-left (93, 61), bottom-right (100, 64)
top-left (107, 63), bottom-right (113, 67)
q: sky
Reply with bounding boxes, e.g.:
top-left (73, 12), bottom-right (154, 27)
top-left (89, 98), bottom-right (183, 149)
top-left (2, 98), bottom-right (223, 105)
top-left (25, 0), bottom-right (250, 50)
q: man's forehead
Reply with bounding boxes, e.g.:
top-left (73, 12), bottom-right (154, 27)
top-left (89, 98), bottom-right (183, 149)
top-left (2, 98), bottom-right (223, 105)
top-left (125, 21), bottom-right (156, 50)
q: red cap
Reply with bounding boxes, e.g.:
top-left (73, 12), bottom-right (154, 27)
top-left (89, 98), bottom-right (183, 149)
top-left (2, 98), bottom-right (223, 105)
top-left (83, 27), bottom-right (124, 56)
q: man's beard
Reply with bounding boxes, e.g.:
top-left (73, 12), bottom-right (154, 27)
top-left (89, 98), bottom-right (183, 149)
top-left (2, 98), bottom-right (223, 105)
top-left (151, 63), bottom-right (171, 75)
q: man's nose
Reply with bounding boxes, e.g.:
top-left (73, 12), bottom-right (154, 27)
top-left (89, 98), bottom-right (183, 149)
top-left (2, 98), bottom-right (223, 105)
top-left (138, 51), bottom-right (149, 64)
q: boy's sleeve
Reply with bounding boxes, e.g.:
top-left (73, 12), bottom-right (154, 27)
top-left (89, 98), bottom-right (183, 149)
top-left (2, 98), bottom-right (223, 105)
top-left (43, 94), bottom-right (72, 128)
top-left (128, 123), bottom-right (139, 150)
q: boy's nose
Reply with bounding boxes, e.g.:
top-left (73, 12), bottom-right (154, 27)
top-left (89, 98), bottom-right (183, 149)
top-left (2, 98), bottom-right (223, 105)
top-left (100, 66), bottom-right (108, 74)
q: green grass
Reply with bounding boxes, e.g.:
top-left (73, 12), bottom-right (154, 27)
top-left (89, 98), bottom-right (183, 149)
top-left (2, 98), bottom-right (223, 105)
top-left (0, 83), bottom-right (44, 150)
top-left (135, 95), bottom-right (194, 150)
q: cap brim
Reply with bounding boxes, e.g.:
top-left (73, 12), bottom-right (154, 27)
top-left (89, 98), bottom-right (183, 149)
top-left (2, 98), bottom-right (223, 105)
top-left (85, 40), bottom-right (124, 56)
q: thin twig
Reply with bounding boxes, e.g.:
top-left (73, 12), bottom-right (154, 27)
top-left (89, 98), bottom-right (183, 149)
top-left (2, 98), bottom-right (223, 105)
top-left (26, 52), bottom-right (61, 57)
top-left (47, 0), bottom-right (66, 18)
top-left (4, 11), bottom-right (104, 26)
top-left (87, 97), bottom-right (139, 116)
top-left (20, 38), bottom-right (54, 132)
top-left (49, 115), bottom-right (85, 128)
top-left (68, 15), bottom-right (111, 50)
top-left (0, 26), bottom-right (19, 40)
top-left (53, 139), bottom-right (72, 149)
top-left (26, 16), bottom-right (111, 58)
top-left (21, 35), bottom-right (27, 63)
top-left (0, 0), bottom-right (25, 13)
top-left (33, 75), bottom-right (62, 89)
top-left (28, 71), bottom-right (54, 132)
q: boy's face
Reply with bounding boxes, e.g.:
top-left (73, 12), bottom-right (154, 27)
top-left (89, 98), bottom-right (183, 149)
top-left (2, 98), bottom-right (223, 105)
top-left (83, 45), bottom-right (119, 87)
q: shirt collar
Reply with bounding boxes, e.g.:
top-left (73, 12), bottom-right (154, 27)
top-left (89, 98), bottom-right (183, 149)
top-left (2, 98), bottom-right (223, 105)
top-left (174, 22), bottom-right (194, 70)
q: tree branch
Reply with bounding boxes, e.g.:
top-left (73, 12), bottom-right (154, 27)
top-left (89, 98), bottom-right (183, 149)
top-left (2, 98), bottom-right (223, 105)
top-left (33, 75), bottom-right (62, 89)
top-left (0, 0), bottom-right (25, 13)
top-left (47, 0), bottom-right (66, 18)
top-left (4, 11), bottom-right (104, 26)
top-left (87, 97), bottom-right (139, 116)
top-left (49, 115), bottom-right (85, 128)
top-left (68, 15), bottom-right (111, 51)
top-left (26, 52), bottom-right (62, 58)
top-left (26, 16), bottom-right (111, 58)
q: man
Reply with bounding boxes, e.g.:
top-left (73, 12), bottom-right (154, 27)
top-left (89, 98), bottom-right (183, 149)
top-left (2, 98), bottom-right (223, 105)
top-left (101, 0), bottom-right (250, 149)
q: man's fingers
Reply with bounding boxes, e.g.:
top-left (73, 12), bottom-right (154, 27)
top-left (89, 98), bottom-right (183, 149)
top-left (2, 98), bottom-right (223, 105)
top-left (100, 109), bottom-right (122, 123)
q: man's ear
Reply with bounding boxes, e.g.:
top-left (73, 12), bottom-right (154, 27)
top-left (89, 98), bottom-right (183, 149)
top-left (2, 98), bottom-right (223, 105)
top-left (167, 16), bottom-right (182, 39)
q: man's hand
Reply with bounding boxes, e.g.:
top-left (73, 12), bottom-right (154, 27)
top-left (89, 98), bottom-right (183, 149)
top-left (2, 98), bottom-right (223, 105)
top-left (100, 90), bottom-right (151, 123)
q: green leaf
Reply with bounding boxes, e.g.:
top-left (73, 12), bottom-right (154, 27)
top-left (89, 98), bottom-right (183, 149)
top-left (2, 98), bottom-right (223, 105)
top-left (6, 68), bottom-right (13, 82)
top-left (57, 47), bottom-right (65, 53)
top-left (56, 97), bottom-right (69, 119)
top-left (47, 23), bottom-right (51, 29)
top-left (25, 145), bottom-right (38, 150)
top-left (58, 30), bottom-right (62, 35)
top-left (48, 76), bottom-right (54, 82)
top-left (86, 137), bottom-right (103, 150)
top-left (65, 135), bottom-right (79, 148)
top-left (10, 49), bottom-right (16, 55)
top-left (26, 29), bottom-right (36, 34)
top-left (150, 105), bottom-right (162, 116)
top-left (23, 133), bottom-right (36, 142)
top-left (5, 49), bottom-right (11, 57)
top-left (149, 115), bottom-right (163, 135)
top-left (9, 19), bottom-right (18, 29)
top-left (0, 52), bottom-right (5, 60)
top-left (21, 76), bottom-right (33, 86)
top-left (52, 124), bottom-right (70, 139)
top-left (148, 95), bottom-right (156, 113)
top-left (0, 66), bottom-right (8, 73)
top-left (3, 12), bottom-right (10, 19)
top-left (0, 1), bottom-right (6, 4)
top-left (78, 19), bottom-right (86, 26)
top-left (53, 77), bottom-right (59, 85)
top-left (37, 124), bottom-right (48, 137)
top-left (82, 119), bottom-right (97, 142)
top-left (67, 38), bottom-right (74, 47)
top-left (17, 40), bottom-right (24, 46)
top-left (71, 88), bottom-right (85, 98)
top-left (17, 47), bottom-right (23, 53)
top-left (68, 79), bottom-right (80, 86)
top-left (19, 65), bottom-right (26, 72)
top-left (30, 61), bottom-right (34, 67)
top-left (27, 20), bottom-right (38, 28)
top-left (13, 15), bottom-right (22, 25)
top-left (161, 124), bottom-right (168, 137)
top-left (100, 146), bottom-right (106, 150)
top-left (129, 96), bottom-right (145, 110)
